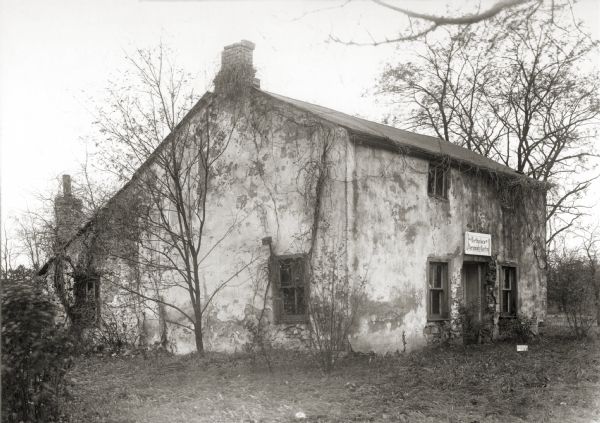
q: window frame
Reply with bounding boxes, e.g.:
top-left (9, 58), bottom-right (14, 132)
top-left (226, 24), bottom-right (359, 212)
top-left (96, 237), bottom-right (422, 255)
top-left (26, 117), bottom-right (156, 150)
top-left (74, 270), bottom-right (100, 325)
top-left (427, 259), bottom-right (450, 321)
top-left (271, 253), bottom-right (309, 324)
top-left (499, 265), bottom-right (518, 317)
top-left (427, 161), bottom-right (450, 200)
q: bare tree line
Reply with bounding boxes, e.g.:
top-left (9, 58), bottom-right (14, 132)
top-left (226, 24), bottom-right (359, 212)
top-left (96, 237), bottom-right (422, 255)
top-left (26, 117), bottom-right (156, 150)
top-left (330, 0), bottom-right (546, 45)
top-left (375, 0), bottom-right (599, 246)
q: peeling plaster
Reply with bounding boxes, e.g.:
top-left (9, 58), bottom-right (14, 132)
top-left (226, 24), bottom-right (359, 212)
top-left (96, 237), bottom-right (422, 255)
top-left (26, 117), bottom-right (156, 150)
top-left (348, 145), bottom-right (546, 351)
top-left (61, 92), bottom-right (546, 355)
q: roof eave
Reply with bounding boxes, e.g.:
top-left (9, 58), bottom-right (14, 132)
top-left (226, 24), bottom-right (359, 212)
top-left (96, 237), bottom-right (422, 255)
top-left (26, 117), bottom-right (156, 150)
top-left (349, 131), bottom-right (547, 188)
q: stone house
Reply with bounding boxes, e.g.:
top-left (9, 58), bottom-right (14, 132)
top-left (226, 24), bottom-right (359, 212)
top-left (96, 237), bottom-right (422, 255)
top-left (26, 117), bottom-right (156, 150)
top-left (45, 41), bottom-right (547, 354)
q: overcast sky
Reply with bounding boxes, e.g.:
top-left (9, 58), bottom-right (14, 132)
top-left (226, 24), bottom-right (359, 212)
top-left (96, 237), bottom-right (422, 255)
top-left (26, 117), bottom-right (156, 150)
top-left (1, 0), bottom-right (599, 245)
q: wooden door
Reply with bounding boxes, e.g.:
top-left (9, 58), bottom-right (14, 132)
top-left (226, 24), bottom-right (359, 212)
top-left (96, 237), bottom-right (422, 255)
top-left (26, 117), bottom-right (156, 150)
top-left (464, 263), bottom-right (483, 323)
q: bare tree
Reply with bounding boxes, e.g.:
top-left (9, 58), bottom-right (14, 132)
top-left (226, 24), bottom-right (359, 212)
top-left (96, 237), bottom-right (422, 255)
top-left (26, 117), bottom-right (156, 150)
top-left (2, 209), bottom-right (54, 282)
top-left (91, 44), bottom-right (258, 354)
top-left (13, 210), bottom-right (52, 274)
top-left (581, 228), bottom-right (600, 325)
top-left (330, 0), bottom-right (543, 45)
top-left (76, 150), bottom-right (115, 216)
top-left (1, 225), bottom-right (17, 280)
top-left (94, 44), bottom-right (198, 184)
top-left (377, 4), bottom-right (599, 245)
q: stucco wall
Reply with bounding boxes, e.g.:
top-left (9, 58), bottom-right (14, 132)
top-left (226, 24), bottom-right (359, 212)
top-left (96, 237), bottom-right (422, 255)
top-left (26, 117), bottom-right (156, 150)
top-left (59, 92), bottom-right (546, 355)
top-left (347, 144), bottom-right (546, 353)
top-left (133, 94), bottom-right (352, 354)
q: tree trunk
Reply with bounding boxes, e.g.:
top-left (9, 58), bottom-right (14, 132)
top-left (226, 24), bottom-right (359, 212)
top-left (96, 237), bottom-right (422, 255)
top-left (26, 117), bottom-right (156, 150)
top-left (589, 272), bottom-right (600, 327)
top-left (594, 289), bottom-right (600, 327)
top-left (157, 298), bottom-right (169, 348)
top-left (194, 320), bottom-right (204, 355)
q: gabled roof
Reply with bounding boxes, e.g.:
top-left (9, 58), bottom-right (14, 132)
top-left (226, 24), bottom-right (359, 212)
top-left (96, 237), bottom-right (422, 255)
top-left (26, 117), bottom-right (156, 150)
top-left (261, 90), bottom-right (520, 178)
top-left (41, 86), bottom-right (530, 272)
top-left (41, 91), bottom-right (215, 260)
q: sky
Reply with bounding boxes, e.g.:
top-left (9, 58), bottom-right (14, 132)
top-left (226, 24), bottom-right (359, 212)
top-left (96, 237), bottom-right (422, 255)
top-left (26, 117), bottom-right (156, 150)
top-left (1, 0), bottom-right (599, 252)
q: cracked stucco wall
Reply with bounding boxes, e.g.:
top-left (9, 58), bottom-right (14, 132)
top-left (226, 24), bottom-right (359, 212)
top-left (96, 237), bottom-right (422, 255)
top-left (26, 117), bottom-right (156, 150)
top-left (61, 92), bottom-right (546, 355)
top-left (347, 144), bottom-right (546, 353)
top-left (137, 96), bottom-right (351, 354)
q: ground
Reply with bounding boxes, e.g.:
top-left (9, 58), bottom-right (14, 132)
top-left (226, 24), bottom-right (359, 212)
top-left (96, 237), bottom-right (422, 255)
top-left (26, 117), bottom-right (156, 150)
top-left (64, 336), bottom-right (600, 423)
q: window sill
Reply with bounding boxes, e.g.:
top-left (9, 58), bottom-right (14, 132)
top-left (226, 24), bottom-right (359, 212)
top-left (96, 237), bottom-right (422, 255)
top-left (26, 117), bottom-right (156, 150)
top-left (277, 315), bottom-right (309, 325)
top-left (427, 317), bottom-right (450, 322)
top-left (428, 195), bottom-right (449, 202)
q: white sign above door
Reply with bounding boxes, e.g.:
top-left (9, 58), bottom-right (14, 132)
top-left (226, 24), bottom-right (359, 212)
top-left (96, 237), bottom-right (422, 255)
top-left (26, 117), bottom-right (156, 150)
top-left (465, 232), bottom-right (491, 256)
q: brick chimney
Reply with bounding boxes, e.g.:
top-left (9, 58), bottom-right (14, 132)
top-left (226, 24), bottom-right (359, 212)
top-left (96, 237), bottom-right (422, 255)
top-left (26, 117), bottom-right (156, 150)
top-left (54, 174), bottom-right (83, 248)
top-left (214, 40), bottom-right (260, 93)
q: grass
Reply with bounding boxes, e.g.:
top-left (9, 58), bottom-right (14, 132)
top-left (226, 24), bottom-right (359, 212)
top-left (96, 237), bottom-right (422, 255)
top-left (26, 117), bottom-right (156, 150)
top-left (63, 335), bottom-right (600, 423)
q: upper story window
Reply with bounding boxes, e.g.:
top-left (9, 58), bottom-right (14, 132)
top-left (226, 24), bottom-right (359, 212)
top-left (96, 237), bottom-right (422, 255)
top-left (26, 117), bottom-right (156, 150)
top-left (428, 161), bottom-right (449, 199)
top-left (500, 266), bottom-right (517, 317)
top-left (428, 261), bottom-right (449, 320)
top-left (272, 254), bottom-right (308, 324)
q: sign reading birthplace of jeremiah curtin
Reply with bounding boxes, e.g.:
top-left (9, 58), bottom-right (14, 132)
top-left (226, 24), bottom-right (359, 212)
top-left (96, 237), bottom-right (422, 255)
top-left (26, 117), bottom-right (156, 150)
top-left (464, 232), bottom-right (491, 256)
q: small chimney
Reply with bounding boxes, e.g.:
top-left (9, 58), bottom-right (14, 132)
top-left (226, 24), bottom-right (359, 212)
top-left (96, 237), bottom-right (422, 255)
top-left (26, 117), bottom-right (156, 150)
top-left (222, 40), bottom-right (255, 70)
top-left (54, 174), bottom-right (83, 248)
top-left (62, 174), bottom-right (72, 196)
top-left (214, 40), bottom-right (260, 93)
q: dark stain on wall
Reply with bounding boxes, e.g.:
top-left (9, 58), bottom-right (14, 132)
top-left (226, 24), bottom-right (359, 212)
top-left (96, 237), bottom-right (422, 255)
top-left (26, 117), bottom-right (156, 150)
top-left (356, 287), bottom-right (421, 333)
top-left (391, 204), bottom-right (416, 226)
top-left (392, 172), bottom-right (406, 192)
top-left (351, 172), bottom-right (359, 235)
top-left (405, 225), bottom-right (418, 244)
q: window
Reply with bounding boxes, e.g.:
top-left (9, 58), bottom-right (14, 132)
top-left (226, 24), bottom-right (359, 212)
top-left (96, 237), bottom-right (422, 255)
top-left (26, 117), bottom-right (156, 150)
top-left (427, 162), bottom-right (449, 199)
top-left (73, 270), bottom-right (100, 325)
top-left (85, 278), bottom-right (96, 302)
top-left (428, 261), bottom-right (449, 320)
top-left (272, 255), bottom-right (308, 323)
top-left (500, 266), bottom-right (517, 316)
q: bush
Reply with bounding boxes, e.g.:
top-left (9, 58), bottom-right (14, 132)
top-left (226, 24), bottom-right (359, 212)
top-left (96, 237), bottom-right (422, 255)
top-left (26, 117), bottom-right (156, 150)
top-left (89, 301), bottom-right (142, 354)
top-left (499, 314), bottom-right (536, 343)
top-left (563, 288), bottom-right (596, 338)
top-left (2, 280), bottom-right (75, 422)
top-left (456, 304), bottom-right (485, 344)
top-left (307, 250), bottom-right (367, 373)
top-left (548, 253), bottom-right (596, 338)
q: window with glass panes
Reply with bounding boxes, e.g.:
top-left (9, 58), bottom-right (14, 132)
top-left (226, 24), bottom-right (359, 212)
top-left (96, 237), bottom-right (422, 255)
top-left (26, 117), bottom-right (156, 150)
top-left (427, 162), bottom-right (449, 199)
top-left (501, 266), bottom-right (517, 316)
top-left (272, 255), bottom-right (308, 323)
top-left (428, 261), bottom-right (449, 320)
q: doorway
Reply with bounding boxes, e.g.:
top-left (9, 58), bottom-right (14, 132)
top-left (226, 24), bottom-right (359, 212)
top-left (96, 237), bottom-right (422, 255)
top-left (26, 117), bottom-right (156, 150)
top-left (463, 262), bottom-right (486, 323)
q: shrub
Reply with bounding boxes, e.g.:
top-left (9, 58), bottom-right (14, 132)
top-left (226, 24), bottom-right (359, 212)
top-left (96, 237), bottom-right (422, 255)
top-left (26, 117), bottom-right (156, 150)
top-left (243, 309), bottom-right (274, 371)
top-left (499, 314), bottom-right (537, 343)
top-left (456, 304), bottom-right (485, 344)
top-left (2, 279), bottom-right (75, 423)
top-left (548, 252), bottom-right (596, 338)
top-left (307, 249), bottom-right (367, 373)
top-left (88, 301), bottom-right (142, 354)
top-left (563, 288), bottom-right (596, 338)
